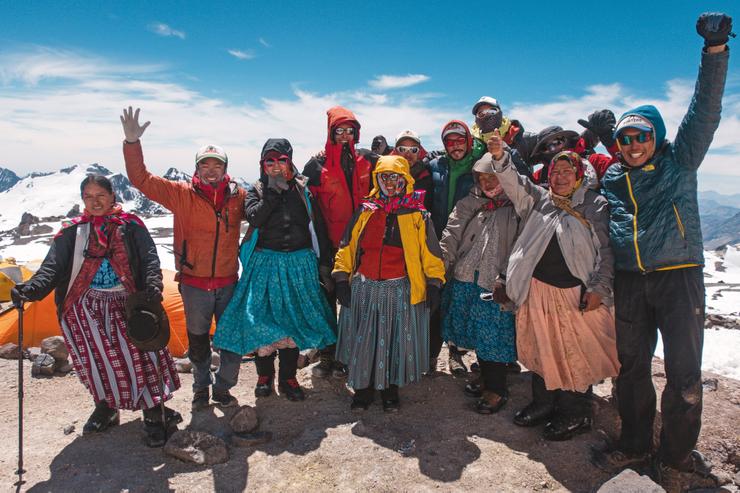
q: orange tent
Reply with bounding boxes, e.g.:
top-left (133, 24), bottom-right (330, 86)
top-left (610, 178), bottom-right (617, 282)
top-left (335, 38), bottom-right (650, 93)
top-left (0, 270), bottom-right (213, 358)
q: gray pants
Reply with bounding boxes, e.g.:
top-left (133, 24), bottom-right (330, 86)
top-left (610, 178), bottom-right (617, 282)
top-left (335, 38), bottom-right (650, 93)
top-left (180, 283), bottom-right (241, 392)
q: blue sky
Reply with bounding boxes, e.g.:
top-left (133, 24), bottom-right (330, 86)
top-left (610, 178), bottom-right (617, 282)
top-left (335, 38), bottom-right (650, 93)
top-left (1, 0), bottom-right (738, 192)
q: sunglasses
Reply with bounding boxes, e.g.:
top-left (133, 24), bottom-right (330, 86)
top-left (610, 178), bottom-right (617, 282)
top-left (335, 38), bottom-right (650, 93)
top-left (263, 155), bottom-right (290, 167)
top-left (476, 107), bottom-right (499, 118)
top-left (397, 145), bottom-right (419, 154)
top-left (618, 131), bottom-right (653, 146)
top-left (334, 127), bottom-right (355, 136)
top-left (444, 137), bottom-right (467, 147)
top-left (379, 172), bottom-right (401, 182)
top-left (545, 138), bottom-right (565, 152)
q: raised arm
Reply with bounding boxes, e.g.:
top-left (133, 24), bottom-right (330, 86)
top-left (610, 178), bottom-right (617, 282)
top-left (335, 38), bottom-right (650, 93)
top-left (488, 133), bottom-right (546, 220)
top-left (673, 13), bottom-right (731, 170)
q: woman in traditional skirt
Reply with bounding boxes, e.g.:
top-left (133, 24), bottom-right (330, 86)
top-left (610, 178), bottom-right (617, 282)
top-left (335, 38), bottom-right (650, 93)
top-left (333, 155), bottom-right (446, 412)
top-left (489, 131), bottom-right (619, 441)
top-left (214, 138), bottom-right (336, 401)
top-left (440, 152), bottom-right (522, 414)
top-left (11, 175), bottom-right (181, 447)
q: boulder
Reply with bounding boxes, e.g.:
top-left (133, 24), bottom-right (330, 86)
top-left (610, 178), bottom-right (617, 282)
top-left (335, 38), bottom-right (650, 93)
top-left (56, 361), bottom-right (74, 374)
top-left (41, 336), bottom-right (68, 363)
top-left (32, 353), bottom-right (56, 377)
top-left (163, 430), bottom-right (229, 465)
top-left (0, 342), bottom-right (21, 359)
top-left (230, 405), bottom-right (259, 434)
top-left (597, 469), bottom-right (664, 493)
top-left (174, 358), bottom-right (192, 373)
top-left (231, 431), bottom-right (272, 448)
top-left (26, 346), bottom-right (42, 362)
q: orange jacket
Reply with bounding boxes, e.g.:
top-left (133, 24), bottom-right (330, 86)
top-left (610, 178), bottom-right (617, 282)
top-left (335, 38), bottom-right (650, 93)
top-left (306, 106), bottom-right (374, 248)
top-left (123, 141), bottom-right (247, 281)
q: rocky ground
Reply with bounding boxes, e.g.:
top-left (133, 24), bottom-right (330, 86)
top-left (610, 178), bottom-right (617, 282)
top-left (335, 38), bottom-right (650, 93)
top-left (0, 350), bottom-right (738, 493)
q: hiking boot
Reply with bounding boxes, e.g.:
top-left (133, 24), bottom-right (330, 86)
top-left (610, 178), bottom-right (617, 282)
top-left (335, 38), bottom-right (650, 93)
top-left (351, 388), bottom-right (374, 411)
top-left (163, 406), bottom-right (183, 428)
top-left (543, 414), bottom-right (592, 441)
top-left (513, 401), bottom-right (554, 427)
top-left (506, 362), bottom-right (522, 374)
top-left (254, 375), bottom-right (274, 398)
top-left (331, 361), bottom-right (348, 378)
top-left (464, 378), bottom-right (482, 398)
top-left (654, 451), bottom-right (719, 493)
top-left (475, 391), bottom-right (508, 415)
top-left (143, 419), bottom-right (167, 448)
top-left (212, 389), bottom-right (238, 408)
top-left (278, 378), bottom-right (306, 401)
top-left (448, 350), bottom-right (468, 377)
top-left (83, 400), bottom-right (119, 435)
top-left (380, 386), bottom-right (400, 413)
top-left (191, 387), bottom-right (210, 411)
top-left (311, 358), bottom-right (333, 378)
top-left (590, 446), bottom-right (650, 474)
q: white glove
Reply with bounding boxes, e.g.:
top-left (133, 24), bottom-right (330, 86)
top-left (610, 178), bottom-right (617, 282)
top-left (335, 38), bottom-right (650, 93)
top-left (120, 106), bottom-right (151, 143)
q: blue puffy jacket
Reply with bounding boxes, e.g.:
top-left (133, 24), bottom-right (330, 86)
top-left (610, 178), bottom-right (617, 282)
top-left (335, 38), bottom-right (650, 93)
top-left (602, 50), bottom-right (729, 273)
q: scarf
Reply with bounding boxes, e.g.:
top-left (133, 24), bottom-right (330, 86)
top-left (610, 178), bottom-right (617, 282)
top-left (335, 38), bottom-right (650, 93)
top-left (362, 190), bottom-right (427, 213)
top-left (549, 191), bottom-right (591, 230)
top-left (192, 173), bottom-right (231, 211)
top-left (59, 204), bottom-right (144, 248)
top-left (480, 186), bottom-right (512, 211)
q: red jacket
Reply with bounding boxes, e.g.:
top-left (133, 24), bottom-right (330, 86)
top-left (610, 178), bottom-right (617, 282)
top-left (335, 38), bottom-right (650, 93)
top-left (304, 106), bottom-right (373, 248)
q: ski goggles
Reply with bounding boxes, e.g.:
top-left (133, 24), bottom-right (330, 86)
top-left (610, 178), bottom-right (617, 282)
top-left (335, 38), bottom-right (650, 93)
top-left (617, 131), bottom-right (653, 146)
top-left (444, 136), bottom-right (467, 147)
top-left (397, 146), bottom-right (419, 154)
top-left (379, 172), bottom-right (402, 182)
top-left (334, 127), bottom-right (355, 136)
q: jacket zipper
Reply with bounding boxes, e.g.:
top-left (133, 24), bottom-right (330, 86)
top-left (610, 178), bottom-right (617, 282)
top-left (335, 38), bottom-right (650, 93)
top-left (211, 211), bottom-right (221, 278)
top-left (672, 203), bottom-right (686, 239)
top-left (625, 172), bottom-right (646, 273)
top-left (194, 183), bottom-right (235, 278)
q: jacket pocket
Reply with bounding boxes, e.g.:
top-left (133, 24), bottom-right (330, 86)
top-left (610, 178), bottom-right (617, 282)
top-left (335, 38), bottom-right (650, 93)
top-left (672, 202), bottom-right (686, 240)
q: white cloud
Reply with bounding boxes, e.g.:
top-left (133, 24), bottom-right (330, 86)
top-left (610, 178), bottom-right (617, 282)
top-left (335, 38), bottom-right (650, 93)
top-left (369, 74), bottom-right (430, 90)
top-left (227, 49), bottom-right (255, 60)
top-left (258, 38), bottom-right (271, 48)
top-left (148, 22), bottom-right (186, 40)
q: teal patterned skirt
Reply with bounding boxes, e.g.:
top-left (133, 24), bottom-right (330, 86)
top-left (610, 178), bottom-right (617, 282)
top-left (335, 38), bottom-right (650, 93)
top-left (336, 276), bottom-right (429, 390)
top-left (441, 278), bottom-right (516, 363)
top-left (214, 248), bottom-right (336, 355)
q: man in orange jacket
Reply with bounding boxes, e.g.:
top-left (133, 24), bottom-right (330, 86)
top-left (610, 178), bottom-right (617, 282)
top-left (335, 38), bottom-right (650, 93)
top-left (120, 107), bottom-right (247, 411)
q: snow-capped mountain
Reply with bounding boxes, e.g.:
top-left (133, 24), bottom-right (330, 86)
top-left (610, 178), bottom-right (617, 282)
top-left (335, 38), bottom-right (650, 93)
top-left (0, 167), bottom-right (20, 193)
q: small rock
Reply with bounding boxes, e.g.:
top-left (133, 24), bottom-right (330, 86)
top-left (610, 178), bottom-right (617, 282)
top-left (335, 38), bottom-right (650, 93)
top-left (397, 439), bottom-right (416, 457)
top-left (230, 405), bottom-right (258, 434)
top-left (31, 353), bottom-right (55, 377)
top-left (63, 424), bottom-right (75, 435)
top-left (174, 358), bottom-right (192, 373)
top-left (210, 351), bottom-right (220, 370)
top-left (0, 342), bottom-right (21, 359)
top-left (231, 431), bottom-right (273, 447)
top-left (56, 361), bottom-right (74, 374)
top-left (597, 469), bottom-right (664, 493)
top-left (352, 420), bottom-right (367, 437)
top-left (702, 378), bottom-right (718, 392)
top-left (41, 336), bottom-right (68, 363)
top-left (163, 430), bottom-right (229, 465)
top-left (26, 347), bottom-right (42, 362)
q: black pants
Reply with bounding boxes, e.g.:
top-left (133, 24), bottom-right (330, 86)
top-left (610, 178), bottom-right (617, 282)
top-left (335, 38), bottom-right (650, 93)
top-left (531, 373), bottom-right (592, 418)
top-left (255, 347), bottom-right (299, 382)
top-left (479, 360), bottom-right (507, 395)
top-left (429, 307), bottom-right (443, 360)
top-left (614, 267), bottom-right (704, 468)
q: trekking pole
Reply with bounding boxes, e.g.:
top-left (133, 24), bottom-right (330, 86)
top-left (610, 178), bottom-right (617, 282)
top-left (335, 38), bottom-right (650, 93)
top-left (156, 359), bottom-right (168, 441)
top-left (15, 303), bottom-right (26, 492)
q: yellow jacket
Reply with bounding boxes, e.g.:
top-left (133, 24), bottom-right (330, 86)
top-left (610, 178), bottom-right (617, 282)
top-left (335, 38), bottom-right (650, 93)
top-left (332, 156), bottom-right (446, 304)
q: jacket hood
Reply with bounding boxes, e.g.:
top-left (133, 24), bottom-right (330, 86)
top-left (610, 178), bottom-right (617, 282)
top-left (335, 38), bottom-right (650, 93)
top-left (441, 120), bottom-right (473, 155)
top-left (326, 106), bottom-right (361, 144)
top-left (368, 155), bottom-right (415, 198)
top-left (617, 104), bottom-right (667, 148)
top-left (259, 138), bottom-right (298, 182)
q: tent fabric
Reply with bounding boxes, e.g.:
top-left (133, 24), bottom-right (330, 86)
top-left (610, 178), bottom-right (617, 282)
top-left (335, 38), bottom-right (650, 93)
top-left (0, 261), bottom-right (34, 302)
top-left (0, 269), bottom-right (213, 358)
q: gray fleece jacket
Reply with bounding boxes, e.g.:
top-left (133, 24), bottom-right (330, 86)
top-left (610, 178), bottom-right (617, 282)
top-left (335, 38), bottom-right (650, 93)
top-left (491, 151), bottom-right (614, 308)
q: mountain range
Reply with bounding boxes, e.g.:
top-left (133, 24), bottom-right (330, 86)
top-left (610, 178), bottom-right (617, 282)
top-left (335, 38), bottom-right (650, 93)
top-left (0, 164), bottom-right (739, 247)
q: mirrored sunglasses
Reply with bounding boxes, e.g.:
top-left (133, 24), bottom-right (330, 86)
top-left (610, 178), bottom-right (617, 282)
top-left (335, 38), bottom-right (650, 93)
top-left (618, 131), bottom-right (653, 146)
top-left (334, 127), bottom-right (355, 136)
top-left (397, 146), bottom-right (419, 154)
top-left (263, 155), bottom-right (290, 166)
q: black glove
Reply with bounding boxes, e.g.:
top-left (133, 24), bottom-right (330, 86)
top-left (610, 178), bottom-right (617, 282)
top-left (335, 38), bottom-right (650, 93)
top-left (11, 283), bottom-right (29, 308)
top-left (696, 12), bottom-right (734, 47)
top-left (146, 287), bottom-right (163, 304)
top-left (267, 174), bottom-right (289, 193)
top-left (426, 284), bottom-right (440, 313)
top-left (336, 280), bottom-right (351, 308)
top-left (579, 129), bottom-right (599, 152)
top-left (578, 109), bottom-right (616, 148)
top-left (492, 284), bottom-right (511, 305)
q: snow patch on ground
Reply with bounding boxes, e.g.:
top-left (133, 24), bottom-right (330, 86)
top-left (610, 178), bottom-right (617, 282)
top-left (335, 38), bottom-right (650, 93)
top-left (655, 328), bottom-right (740, 381)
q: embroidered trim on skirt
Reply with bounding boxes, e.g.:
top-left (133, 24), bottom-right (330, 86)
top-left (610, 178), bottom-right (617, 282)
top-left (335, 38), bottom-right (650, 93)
top-left (516, 278), bottom-right (620, 392)
top-left (442, 278), bottom-right (517, 363)
top-left (61, 289), bottom-right (180, 411)
top-left (214, 248), bottom-right (337, 356)
top-left (336, 276), bottom-right (429, 390)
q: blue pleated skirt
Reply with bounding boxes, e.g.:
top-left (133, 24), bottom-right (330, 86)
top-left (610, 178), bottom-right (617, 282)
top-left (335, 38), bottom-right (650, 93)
top-left (214, 248), bottom-right (337, 355)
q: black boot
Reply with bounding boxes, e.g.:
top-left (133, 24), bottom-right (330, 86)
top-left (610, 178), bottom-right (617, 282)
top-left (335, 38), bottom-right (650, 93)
top-left (83, 400), bottom-right (119, 435)
top-left (380, 385), bottom-right (400, 413)
top-left (255, 352), bottom-right (276, 397)
top-left (351, 387), bottom-right (375, 411)
top-left (278, 348), bottom-right (305, 401)
top-left (514, 373), bottom-right (555, 427)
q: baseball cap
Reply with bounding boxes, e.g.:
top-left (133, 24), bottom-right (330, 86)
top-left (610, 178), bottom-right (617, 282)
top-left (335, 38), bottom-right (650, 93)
top-left (195, 144), bottom-right (228, 165)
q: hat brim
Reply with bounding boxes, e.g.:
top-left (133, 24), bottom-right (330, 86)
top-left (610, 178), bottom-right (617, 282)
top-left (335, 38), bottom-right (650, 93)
top-left (614, 124), bottom-right (653, 137)
top-left (125, 291), bottom-right (170, 352)
top-left (196, 153), bottom-right (228, 165)
top-left (532, 130), bottom-right (580, 155)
